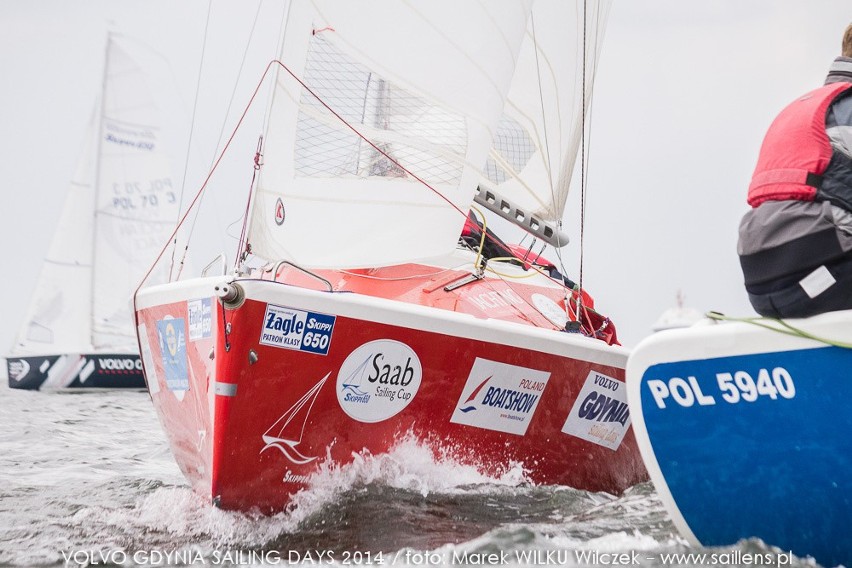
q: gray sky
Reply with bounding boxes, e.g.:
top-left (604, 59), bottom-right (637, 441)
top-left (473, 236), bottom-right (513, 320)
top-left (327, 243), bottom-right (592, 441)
top-left (0, 1), bottom-right (849, 354)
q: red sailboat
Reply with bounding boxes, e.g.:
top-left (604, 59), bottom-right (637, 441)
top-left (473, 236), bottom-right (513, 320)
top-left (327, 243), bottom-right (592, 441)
top-left (135, 0), bottom-right (647, 512)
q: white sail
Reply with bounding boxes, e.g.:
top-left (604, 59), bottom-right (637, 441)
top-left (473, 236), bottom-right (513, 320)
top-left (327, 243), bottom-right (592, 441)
top-left (247, 0), bottom-right (533, 268)
top-left (11, 118), bottom-right (98, 356)
top-left (91, 37), bottom-right (181, 350)
top-left (480, 0), bottom-right (611, 232)
top-left (11, 35), bottom-right (179, 356)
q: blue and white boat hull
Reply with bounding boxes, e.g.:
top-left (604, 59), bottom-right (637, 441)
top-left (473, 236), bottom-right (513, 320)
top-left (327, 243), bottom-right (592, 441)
top-left (627, 312), bottom-right (852, 568)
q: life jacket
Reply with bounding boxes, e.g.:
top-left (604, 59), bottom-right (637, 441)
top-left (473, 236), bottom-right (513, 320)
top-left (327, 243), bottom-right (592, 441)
top-left (748, 82), bottom-right (852, 210)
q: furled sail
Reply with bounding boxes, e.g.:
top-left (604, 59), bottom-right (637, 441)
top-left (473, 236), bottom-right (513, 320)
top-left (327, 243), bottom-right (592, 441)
top-left (478, 0), bottom-right (612, 242)
top-left (12, 36), bottom-right (179, 355)
top-left (247, 0), bottom-right (534, 268)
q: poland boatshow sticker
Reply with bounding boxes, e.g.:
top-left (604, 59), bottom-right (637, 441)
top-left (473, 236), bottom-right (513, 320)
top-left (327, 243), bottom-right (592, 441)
top-left (336, 339), bottom-right (421, 423)
top-left (562, 370), bottom-right (631, 450)
top-left (260, 304), bottom-right (336, 355)
top-left (450, 358), bottom-right (551, 436)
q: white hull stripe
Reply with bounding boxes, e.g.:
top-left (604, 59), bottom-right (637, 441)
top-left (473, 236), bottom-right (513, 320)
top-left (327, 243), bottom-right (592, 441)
top-left (214, 382), bottom-right (238, 397)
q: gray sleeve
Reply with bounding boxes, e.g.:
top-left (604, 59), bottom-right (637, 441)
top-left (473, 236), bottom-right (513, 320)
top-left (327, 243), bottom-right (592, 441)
top-left (827, 92), bottom-right (852, 157)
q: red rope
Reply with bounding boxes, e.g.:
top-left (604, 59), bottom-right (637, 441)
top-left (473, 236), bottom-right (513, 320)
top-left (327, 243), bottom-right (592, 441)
top-left (132, 58), bottom-right (281, 331)
top-left (133, 58), bottom-right (582, 332)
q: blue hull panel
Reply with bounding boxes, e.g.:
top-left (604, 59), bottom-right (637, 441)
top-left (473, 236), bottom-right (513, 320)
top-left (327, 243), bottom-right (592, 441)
top-left (6, 354), bottom-right (145, 391)
top-left (636, 345), bottom-right (851, 567)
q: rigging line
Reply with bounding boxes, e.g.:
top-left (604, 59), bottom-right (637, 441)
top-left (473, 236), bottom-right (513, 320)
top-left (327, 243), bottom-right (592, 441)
top-left (530, 10), bottom-right (572, 291)
top-left (705, 312), bottom-right (852, 349)
top-left (578, 0), bottom-right (588, 298)
top-left (179, 0), bottom-right (267, 277)
top-left (134, 59), bottom-right (280, 297)
top-left (208, 0), bottom-right (265, 172)
top-left (339, 265), bottom-right (463, 282)
top-left (531, 12), bottom-right (556, 207)
top-left (173, 0), bottom-right (213, 233)
top-left (236, 136), bottom-right (263, 265)
top-left (168, 0), bottom-right (214, 282)
top-left (484, 259), bottom-right (589, 332)
top-left (273, 63), bottom-right (466, 216)
top-left (530, 10), bottom-right (570, 282)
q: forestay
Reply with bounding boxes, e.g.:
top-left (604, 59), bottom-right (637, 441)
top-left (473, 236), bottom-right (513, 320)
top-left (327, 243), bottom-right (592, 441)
top-left (480, 0), bottom-right (611, 234)
top-left (247, 0), bottom-right (534, 268)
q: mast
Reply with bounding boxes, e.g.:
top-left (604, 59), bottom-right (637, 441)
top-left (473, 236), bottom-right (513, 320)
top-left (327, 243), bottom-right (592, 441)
top-left (89, 33), bottom-right (111, 352)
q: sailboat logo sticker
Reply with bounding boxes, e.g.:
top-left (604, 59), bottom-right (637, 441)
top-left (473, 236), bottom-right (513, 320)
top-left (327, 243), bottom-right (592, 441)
top-left (261, 372), bottom-right (329, 466)
top-left (274, 198), bottom-right (286, 226)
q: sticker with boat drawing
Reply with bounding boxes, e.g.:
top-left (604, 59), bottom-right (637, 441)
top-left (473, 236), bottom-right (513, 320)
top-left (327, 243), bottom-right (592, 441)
top-left (336, 340), bottom-right (422, 423)
top-left (261, 372), bottom-right (330, 471)
top-left (450, 358), bottom-right (551, 435)
top-left (561, 370), bottom-right (631, 450)
top-left (259, 304), bottom-right (336, 355)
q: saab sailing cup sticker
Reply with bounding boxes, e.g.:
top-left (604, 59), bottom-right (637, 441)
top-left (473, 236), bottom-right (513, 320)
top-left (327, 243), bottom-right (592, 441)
top-left (450, 358), bottom-right (551, 435)
top-left (336, 340), bottom-right (422, 423)
top-left (562, 370), bottom-right (631, 450)
top-left (156, 317), bottom-right (188, 391)
top-left (260, 304), bottom-right (336, 355)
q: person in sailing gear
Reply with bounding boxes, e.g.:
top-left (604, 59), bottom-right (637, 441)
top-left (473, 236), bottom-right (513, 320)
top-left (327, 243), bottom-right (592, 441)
top-left (738, 23), bottom-right (852, 318)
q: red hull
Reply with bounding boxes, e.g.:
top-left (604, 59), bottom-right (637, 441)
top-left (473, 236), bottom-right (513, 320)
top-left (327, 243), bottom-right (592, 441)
top-left (137, 264), bottom-right (647, 512)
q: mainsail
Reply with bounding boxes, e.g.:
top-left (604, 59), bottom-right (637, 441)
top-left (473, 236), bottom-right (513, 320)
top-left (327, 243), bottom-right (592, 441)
top-left (478, 0), bottom-right (612, 243)
top-left (246, 0), bottom-right (534, 268)
top-left (11, 35), bottom-right (180, 356)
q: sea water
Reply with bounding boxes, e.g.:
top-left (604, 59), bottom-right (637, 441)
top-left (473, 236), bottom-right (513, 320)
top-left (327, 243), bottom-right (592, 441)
top-left (0, 386), bottom-right (820, 568)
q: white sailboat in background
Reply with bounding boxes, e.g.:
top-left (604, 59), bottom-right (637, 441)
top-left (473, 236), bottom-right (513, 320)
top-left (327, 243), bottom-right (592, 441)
top-left (5, 34), bottom-right (181, 391)
top-left (651, 290), bottom-right (703, 333)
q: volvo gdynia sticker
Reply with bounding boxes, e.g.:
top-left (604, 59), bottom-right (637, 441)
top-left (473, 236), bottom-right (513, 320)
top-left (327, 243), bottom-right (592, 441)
top-left (562, 370), bottom-right (630, 450)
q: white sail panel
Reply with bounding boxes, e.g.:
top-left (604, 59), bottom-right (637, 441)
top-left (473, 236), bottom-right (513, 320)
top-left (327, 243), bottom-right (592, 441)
top-left (248, 0), bottom-right (533, 268)
top-left (481, 0), bottom-right (612, 226)
top-left (11, 119), bottom-right (97, 356)
top-left (91, 38), bottom-right (180, 350)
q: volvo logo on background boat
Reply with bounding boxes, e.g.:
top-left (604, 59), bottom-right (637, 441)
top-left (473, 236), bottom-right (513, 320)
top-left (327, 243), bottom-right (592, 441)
top-left (187, 298), bottom-right (212, 341)
top-left (336, 340), bottom-right (422, 423)
top-left (95, 357), bottom-right (142, 371)
top-left (450, 358), bottom-right (551, 436)
top-left (260, 304), bottom-right (336, 355)
top-left (562, 370), bottom-right (631, 450)
top-left (7, 359), bottom-right (30, 382)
